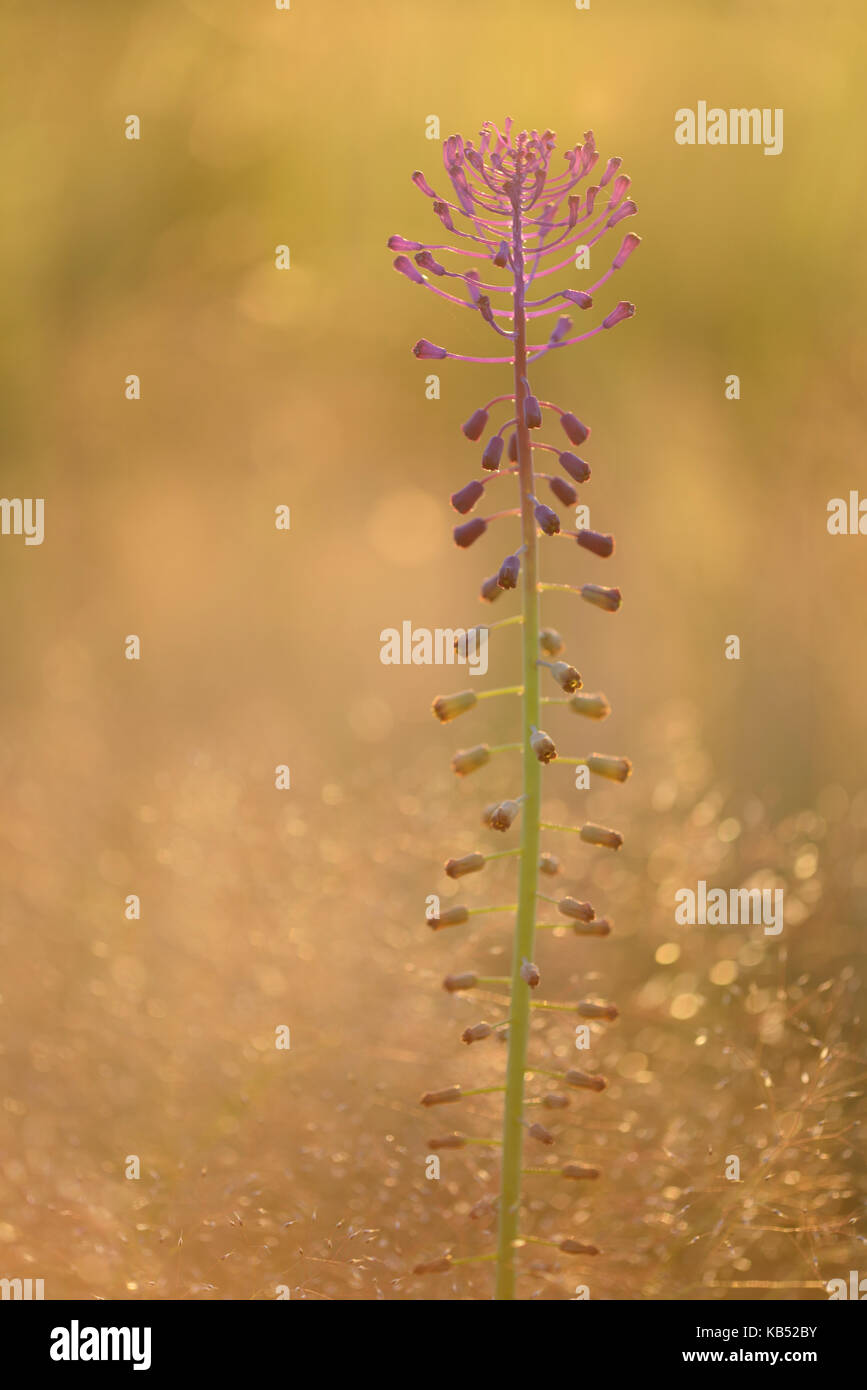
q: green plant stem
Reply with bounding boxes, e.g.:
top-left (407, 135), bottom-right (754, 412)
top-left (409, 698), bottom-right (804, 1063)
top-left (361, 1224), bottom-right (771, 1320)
top-left (495, 176), bottom-right (541, 1302)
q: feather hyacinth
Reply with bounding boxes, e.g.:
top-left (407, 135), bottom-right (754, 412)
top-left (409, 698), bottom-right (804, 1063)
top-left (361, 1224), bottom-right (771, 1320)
top-left (389, 120), bottom-right (639, 1301)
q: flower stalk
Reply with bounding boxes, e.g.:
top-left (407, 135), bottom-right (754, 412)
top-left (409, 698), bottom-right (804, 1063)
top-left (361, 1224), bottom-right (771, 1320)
top-left (389, 119), bottom-right (639, 1300)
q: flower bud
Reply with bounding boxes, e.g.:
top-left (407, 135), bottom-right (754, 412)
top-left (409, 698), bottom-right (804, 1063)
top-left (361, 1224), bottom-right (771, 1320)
top-left (530, 728), bottom-right (557, 764)
top-left (492, 240), bottom-right (510, 267)
top-left (432, 690), bottom-right (477, 722)
top-left (559, 451), bottom-right (591, 484)
top-left (461, 1022), bottom-right (493, 1045)
top-left (444, 852), bottom-right (485, 879)
top-left (559, 1238), bottom-right (600, 1255)
top-left (432, 200), bottom-right (455, 231)
top-left (413, 339), bottom-right (447, 359)
top-left (429, 1133), bottom-right (466, 1149)
top-left (565, 1069), bottom-right (607, 1092)
top-left (451, 744), bottom-right (491, 776)
top-left (528, 1122), bottom-right (555, 1146)
top-left (524, 395), bottom-right (543, 429)
top-left (539, 628), bottom-right (564, 657)
top-left (411, 170), bottom-right (436, 196)
top-left (577, 1000), bottom-right (619, 1021)
top-left (388, 234), bottom-right (424, 252)
top-left (421, 1085), bottom-right (462, 1106)
top-left (427, 905), bottom-right (470, 930)
top-left (538, 851), bottom-right (561, 876)
top-left (560, 412), bottom-right (590, 446)
top-left (497, 553), bottom-right (520, 589)
top-left (607, 200), bottom-right (637, 227)
top-left (561, 289), bottom-right (593, 309)
top-left (613, 232), bottom-right (641, 270)
top-left (416, 250), bottom-right (446, 276)
top-left (451, 479), bottom-right (485, 514)
top-left (393, 254), bottom-right (426, 284)
top-left (580, 822), bottom-right (623, 851)
top-left (558, 896), bottom-right (595, 922)
top-left (442, 973), bottom-right (478, 992)
top-left (462, 407), bottom-right (489, 441)
top-left (520, 959), bottom-right (541, 989)
top-left (548, 316), bottom-right (572, 346)
top-left (569, 692), bottom-right (611, 720)
top-left (477, 294), bottom-right (495, 326)
top-left (576, 529), bottom-right (615, 558)
top-left (481, 435), bottom-right (504, 471)
top-left (573, 917), bottom-right (612, 937)
top-left (580, 584), bottom-right (622, 613)
top-left (587, 753), bottom-right (632, 783)
top-left (549, 476), bottom-right (577, 507)
top-left (542, 1093), bottom-right (569, 1109)
top-left (480, 574), bottom-right (503, 603)
top-left (550, 661), bottom-right (581, 693)
top-left (454, 517), bottom-right (487, 548)
top-left (485, 799), bottom-right (521, 832)
top-left (562, 1162), bottom-right (601, 1180)
top-left (413, 1254), bottom-right (453, 1274)
top-left (600, 155), bottom-right (622, 186)
top-left (508, 432), bottom-right (518, 463)
top-left (534, 502), bottom-right (560, 535)
top-left (602, 300), bottom-right (635, 329)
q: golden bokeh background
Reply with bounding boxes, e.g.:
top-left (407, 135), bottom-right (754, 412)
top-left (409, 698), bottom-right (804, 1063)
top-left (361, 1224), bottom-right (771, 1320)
top-left (0, 0), bottom-right (864, 1299)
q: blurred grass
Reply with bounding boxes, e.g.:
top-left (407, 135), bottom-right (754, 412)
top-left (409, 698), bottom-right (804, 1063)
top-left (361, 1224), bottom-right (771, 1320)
top-left (0, 0), bottom-right (864, 1298)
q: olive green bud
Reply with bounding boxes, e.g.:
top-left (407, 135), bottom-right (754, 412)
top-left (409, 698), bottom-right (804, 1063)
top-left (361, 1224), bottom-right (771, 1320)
top-left (442, 972), bottom-right (478, 992)
top-left (432, 690), bottom-right (477, 722)
top-left (569, 692), bottom-right (611, 720)
top-left (577, 1000), bottom-right (619, 1021)
top-left (427, 905), bottom-right (470, 930)
top-left (542, 1093), bottom-right (570, 1110)
top-left (484, 798), bottom-right (521, 831)
top-left (558, 896), bottom-right (595, 922)
top-left (451, 744), bottom-right (491, 776)
top-left (565, 1069), bottom-right (607, 1092)
top-left (421, 1085), bottom-right (462, 1107)
top-left (559, 1238), bottom-right (600, 1255)
top-left (530, 728), bottom-right (557, 763)
top-left (550, 661), bottom-right (582, 693)
top-left (528, 1122), bottom-right (555, 1146)
top-left (413, 1254), bottom-right (453, 1274)
top-left (573, 917), bottom-right (612, 937)
top-left (428, 1133), bottom-right (466, 1149)
top-left (539, 627), bottom-right (564, 657)
top-left (520, 958), bottom-right (541, 988)
top-left (562, 1162), bottom-right (601, 1180)
top-left (580, 822), bottom-right (623, 851)
top-left (444, 852), bottom-right (485, 879)
top-left (580, 584), bottom-right (622, 613)
top-left (587, 753), bottom-right (632, 783)
top-left (461, 1021), bottom-right (493, 1045)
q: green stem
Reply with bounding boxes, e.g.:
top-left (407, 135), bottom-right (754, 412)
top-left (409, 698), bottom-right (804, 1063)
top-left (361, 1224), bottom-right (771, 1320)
top-left (495, 171), bottom-right (541, 1302)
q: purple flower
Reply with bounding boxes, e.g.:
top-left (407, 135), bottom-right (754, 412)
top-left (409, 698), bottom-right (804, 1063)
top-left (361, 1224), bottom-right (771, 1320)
top-left (413, 339), bottom-right (447, 360)
top-left (462, 408), bottom-right (489, 441)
